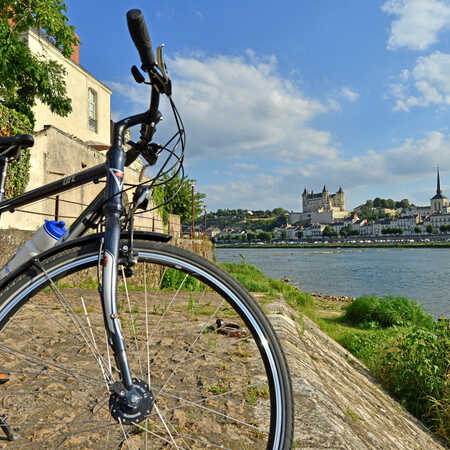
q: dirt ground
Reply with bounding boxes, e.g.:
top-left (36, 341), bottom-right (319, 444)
top-left (0, 287), bottom-right (272, 449)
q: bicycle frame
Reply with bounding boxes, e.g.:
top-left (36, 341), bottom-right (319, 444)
top-left (0, 113), bottom-right (155, 392)
top-left (0, 162), bottom-right (107, 240)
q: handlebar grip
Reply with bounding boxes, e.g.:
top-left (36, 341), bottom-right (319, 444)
top-left (126, 9), bottom-right (155, 71)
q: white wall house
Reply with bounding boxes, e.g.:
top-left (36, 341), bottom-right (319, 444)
top-left (27, 29), bottom-right (112, 145)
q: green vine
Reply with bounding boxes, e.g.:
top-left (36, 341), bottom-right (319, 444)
top-left (152, 185), bottom-right (169, 225)
top-left (0, 103), bottom-right (32, 199)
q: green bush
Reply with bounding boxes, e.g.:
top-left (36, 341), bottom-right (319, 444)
top-left (343, 295), bottom-right (434, 329)
top-left (378, 321), bottom-right (449, 443)
top-left (160, 268), bottom-right (202, 291)
top-left (0, 103), bottom-right (32, 198)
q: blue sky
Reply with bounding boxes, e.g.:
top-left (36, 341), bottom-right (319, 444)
top-left (66, 0), bottom-right (450, 212)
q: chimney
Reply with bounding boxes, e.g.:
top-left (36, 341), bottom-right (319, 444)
top-left (70, 33), bottom-right (80, 65)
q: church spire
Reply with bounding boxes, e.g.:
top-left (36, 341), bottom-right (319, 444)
top-left (437, 166), bottom-right (442, 195)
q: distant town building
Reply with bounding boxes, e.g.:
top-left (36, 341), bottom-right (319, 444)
top-left (288, 185), bottom-right (349, 224)
top-left (430, 168), bottom-right (449, 213)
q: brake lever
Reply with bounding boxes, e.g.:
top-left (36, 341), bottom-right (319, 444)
top-left (141, 143), bottom-right (160, 166)
top-left (126, 141), bottom-right (160, 167)
top-left (156, 45), bottom-right (169, 82)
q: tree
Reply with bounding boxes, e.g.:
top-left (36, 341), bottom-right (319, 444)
top-left (426, 224), bottom-right (434, 234)
top-left (257, 231), bottom-right (272, 242)
top-left (414, 226), bottom-right (422, 234)
top-left (440, 224), bottom-right (448, 233)
top-left (322, 225), bottom-right (337, 237)
top-left (246, 232), bottom-right (256, 242)
top-left (373, 197), bottom-right (382, 207)
top-left (154, 171), bottom-right (206, 224)
top-left (0, 0), bottom-right (79, 125)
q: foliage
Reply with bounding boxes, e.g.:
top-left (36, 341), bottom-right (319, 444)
top-left (155, 170), bottom-right (205, 224)
top-left (218, 258), bottom-right (448, 443)
top-left (355, 198), bottom-right (410, 220)
top-left (0, 103), bottom-right (32, 198)
top-left (336, 327), bottom-right (402, 370)
top-left (343, 295), bottom-right (435, 329)
top-left (220, 259), bottom-right (313, 308)
top-left (340, 225), bottom-right (359, 236)
top-left (426, 224), bottom-right (434, 234)
top-left (206, 208), bottom-right (288, 232)
top-left (440, 224), bottom-right (449, 233)
top-left (378, 322), bottom-right (449, 442)
top-left (322, 225), bottom-right (338, 237)
top-left (414, 226), bottom-right (422, 234)
top-left (257, 231), bottom-right (272, 242)
top-left (382, 227), bottom-right (403, 235)
top-left (152, 184), bottom-right (168, 225)
top-left (372, 197), bottom-right (409, 209)
top-left (0, 0), bottom-right (78, 125)
top-left (160, 268), bottom-right (202, 291)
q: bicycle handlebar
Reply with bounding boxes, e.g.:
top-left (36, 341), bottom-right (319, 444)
top-left (126, 9), bottom-right (155, 71)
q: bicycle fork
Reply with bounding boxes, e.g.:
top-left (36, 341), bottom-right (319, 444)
top-left (101, 137), bottom-right (154, 424)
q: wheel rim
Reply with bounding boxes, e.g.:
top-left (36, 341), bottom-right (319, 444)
top-left (0, 248), bottom-right (287, 448)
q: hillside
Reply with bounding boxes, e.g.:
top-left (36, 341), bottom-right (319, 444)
top-left (198, 208), bottom-right (288, 231)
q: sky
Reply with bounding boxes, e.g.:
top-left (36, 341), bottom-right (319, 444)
top-left (65, 0), bottom-right (450, 212)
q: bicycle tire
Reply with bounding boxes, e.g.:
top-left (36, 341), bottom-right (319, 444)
top-left (0, 233), bottom-right (293, 449)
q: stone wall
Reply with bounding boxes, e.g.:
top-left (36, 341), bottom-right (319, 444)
top-left (0, 230), bottom-right (213, 284)
top-left (0, 126), bottom-right (165, 233)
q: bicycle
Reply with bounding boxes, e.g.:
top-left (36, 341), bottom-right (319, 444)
top-left (0, 9), bottom-right (293, 449)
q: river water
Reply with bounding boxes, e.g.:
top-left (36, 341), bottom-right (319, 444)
top-left (214, 247), bottom-right (450, 318)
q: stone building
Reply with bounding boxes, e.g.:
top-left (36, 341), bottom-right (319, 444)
top-left (28, 28), bottom-right (112, 147)
top-left (430, 168), bottom-right (449, 214)
top-left (302, 186), bottom-right (345, 213)
top-left (288, 185), bottom-right (349, 225)
top-left (0, 28), bottom-right (178, 235)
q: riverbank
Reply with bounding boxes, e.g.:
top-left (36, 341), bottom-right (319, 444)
top-left (217, 241), bottom-right (450, 249)
top-left (220, 260), bottom-right (449, 446)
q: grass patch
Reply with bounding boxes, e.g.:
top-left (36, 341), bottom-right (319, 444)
top-left (343, 294), bottom-right (435, 329)
top-left (160, 268), bottom-right (204, 291)
top-left (221, 258), bottom-right (313, 309)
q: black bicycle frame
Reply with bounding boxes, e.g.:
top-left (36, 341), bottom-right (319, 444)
top-left (0, 112), bottom-right (153, 391)
top-left (0, 163), bottom-right (106, 224)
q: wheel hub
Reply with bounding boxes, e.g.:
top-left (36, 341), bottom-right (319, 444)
top-left (109, 379), bottom-right (154, 425)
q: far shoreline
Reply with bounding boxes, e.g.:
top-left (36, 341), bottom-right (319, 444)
top-left (215, 242), bottom-right (450, 249)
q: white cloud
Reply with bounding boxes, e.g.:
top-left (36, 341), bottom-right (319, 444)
top-left (200, 131), bottom-right (450, 210)
top-left (340, 87), bottom-right (359, 102)
top-left (169, 53), bottom-right (340, 161)
top-left (108, 50), bottom-right (447, 210)
top-left (390, 51), bottom-right (450, 110)
top-left (109, 52), bottom-right (339, 162)
top-left (229, 162), bottom-right (259, 171)
top-left (382, 0), bottom-right (450, 50)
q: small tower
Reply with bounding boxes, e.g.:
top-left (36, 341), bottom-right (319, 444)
top-left (431, 167), bottom-right (449, 213)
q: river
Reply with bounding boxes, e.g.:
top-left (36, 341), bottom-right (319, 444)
top-left (214, 247), bottom-right (450, 318)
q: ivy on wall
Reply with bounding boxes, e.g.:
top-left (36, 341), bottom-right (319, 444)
top-left (0, 103), bottom-right (32, 199)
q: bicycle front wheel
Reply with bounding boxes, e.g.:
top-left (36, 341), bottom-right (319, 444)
top-left (0, 234), bottom-right (293, 449)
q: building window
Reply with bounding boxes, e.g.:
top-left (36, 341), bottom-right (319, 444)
top-left (88, 88), bottom-right (98, 133)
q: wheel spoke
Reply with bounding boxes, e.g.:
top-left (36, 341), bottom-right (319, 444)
top-left (0, 242), bottom-right (291, 448)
